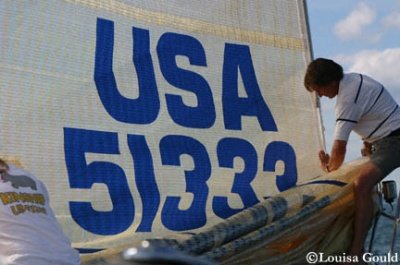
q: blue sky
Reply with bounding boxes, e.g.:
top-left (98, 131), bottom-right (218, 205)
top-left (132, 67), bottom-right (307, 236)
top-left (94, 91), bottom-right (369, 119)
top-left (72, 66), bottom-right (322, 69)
top-left (306, 0), bottom-right (400, 183)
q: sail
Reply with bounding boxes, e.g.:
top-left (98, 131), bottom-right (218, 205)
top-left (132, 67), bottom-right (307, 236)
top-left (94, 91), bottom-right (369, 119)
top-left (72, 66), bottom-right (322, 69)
top-left (0, 0), bottom-right (324, 252)
top-left (81, 158), bottom-right (367, 264)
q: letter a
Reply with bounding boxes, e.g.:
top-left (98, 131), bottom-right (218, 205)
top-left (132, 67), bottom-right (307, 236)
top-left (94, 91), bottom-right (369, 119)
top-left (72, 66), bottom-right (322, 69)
top-left (222, 44), bottom-right (277, 131)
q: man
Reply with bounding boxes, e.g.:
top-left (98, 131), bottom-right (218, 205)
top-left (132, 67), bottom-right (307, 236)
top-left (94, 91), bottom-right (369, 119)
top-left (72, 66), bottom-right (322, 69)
top-left (0, 158), bottom-right (80, 265)
top-left (304, 58), bottom-right (400, 259)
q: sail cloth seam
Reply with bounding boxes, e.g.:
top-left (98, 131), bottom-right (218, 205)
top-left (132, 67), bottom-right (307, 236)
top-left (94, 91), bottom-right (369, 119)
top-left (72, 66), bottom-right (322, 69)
top-left (0, 63), bottom-right (92, 83)
top-left (64, 0), bottom-right (305, 50)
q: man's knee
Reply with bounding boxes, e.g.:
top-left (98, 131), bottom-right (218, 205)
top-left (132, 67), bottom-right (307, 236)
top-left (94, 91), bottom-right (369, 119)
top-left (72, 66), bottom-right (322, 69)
top-left (353, 163), bottom-right (383, 195)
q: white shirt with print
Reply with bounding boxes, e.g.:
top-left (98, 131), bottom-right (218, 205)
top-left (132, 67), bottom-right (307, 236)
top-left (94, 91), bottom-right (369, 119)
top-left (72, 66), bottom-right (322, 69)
top-left (0, 165), bottom-right (80, 265)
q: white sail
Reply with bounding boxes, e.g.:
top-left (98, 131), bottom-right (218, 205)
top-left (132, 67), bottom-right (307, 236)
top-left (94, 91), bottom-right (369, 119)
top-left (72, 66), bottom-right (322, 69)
top-left (0, 0), bottom-right (325, 253)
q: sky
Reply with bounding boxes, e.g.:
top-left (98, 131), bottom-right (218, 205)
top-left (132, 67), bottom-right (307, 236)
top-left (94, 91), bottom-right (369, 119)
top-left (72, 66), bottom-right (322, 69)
top-left (306, 0), bottom-right (400, 185)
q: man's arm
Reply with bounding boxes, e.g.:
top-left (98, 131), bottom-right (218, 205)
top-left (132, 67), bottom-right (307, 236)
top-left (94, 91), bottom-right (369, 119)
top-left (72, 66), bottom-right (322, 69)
top-left (319, 140), bottom-right (347, 172)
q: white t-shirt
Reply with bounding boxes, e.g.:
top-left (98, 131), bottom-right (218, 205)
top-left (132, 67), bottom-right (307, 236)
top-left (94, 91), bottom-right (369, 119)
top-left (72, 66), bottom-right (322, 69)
top-left (0, 165), bottom-right (80, 265)
top-left (334, 73), bottom-right (400, 143)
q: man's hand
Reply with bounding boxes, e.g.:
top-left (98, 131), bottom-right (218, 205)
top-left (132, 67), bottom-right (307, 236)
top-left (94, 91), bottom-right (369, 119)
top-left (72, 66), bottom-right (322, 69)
top-left (319, 150), bottom-right (330, 172)
top-left (361, 141), bottom-right (372, 157)
top-left (319, 140), bottom-right (347, 173)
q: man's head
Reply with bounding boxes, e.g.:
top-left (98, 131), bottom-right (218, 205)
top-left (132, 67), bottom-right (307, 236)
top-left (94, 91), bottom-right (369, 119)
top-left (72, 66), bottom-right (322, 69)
top-left (304, 58), bottom-right (343, 98)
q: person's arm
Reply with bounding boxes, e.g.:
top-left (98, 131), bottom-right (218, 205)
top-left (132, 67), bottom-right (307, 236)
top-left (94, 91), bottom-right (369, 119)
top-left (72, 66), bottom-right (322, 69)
top-left (319, 140), bottom-right (347, 172)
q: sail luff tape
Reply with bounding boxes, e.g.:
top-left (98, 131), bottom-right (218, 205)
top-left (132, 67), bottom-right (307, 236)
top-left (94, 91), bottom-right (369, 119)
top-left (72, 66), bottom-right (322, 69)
top-left (177, 182), bottom-right (336, 254)
top-left (221, 205), bottom-right (343, 265)
top-left (203, 184), bottom-right (353, 260)
top-left (178, 202), bottom-right (270, 254)
top-left (143, 182), bottom-right (322, 254)
top-left (203, 196), bottom-right (331, 260)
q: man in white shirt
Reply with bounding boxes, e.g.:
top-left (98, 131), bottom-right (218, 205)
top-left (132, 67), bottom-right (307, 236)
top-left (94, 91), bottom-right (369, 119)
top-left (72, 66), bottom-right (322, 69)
top-left (304, 58), bottom-right (400, 260)
top-left (0, 158), bottom-right (80, 265)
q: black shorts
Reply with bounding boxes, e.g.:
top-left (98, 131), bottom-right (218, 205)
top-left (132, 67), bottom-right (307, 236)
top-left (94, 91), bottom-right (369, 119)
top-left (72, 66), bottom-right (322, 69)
top-left (371, 134), bottom-right (400, 176)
